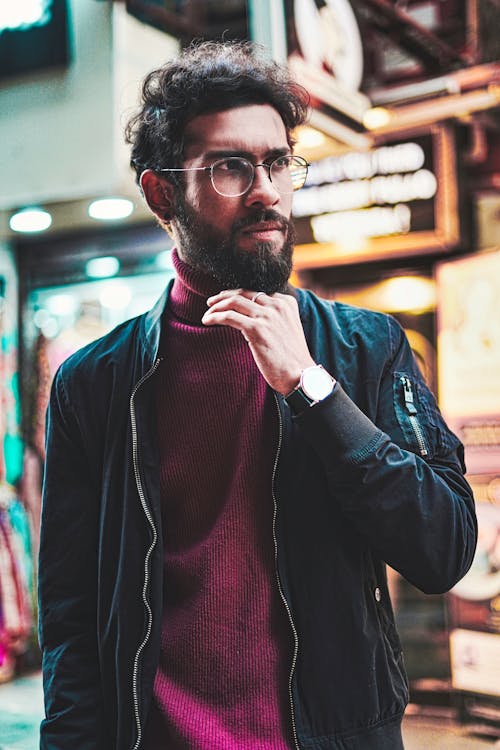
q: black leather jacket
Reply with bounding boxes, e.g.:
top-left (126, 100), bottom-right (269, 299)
top-left (39, 283), bottom-right (477, 750)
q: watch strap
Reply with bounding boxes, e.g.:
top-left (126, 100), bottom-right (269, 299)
top-left (284, 386), bottom-right (316, 414)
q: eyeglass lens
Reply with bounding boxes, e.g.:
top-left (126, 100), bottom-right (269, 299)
top-left (211, 156), bottom-right (308, 196)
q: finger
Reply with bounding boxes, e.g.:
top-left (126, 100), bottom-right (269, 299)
top-left (206, 289), bottom-right (247, 306)
top-left (201, 309), bottom-right (260, 338)
top-left (206, 289), bottom-right (276, 307)
top-left (204, 294), bottom-right (267, 318)
top-left (250, 291), bottom-right (267, 304)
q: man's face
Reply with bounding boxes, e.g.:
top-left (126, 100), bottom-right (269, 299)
top-left (170, 104), bottom-right (296, 294)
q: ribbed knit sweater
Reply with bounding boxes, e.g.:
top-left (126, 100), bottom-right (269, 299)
top-left (143, 250), bottom-right (293, 749)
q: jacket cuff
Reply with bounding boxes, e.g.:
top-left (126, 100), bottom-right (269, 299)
top-left (291, 383), bottom-right (384, 464)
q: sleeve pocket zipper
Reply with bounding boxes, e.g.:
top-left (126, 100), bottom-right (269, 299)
top-left (400, 376), bottom-right (429, 458)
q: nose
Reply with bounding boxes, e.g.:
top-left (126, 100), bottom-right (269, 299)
top-left (243, 164), bottom-right (280, 208)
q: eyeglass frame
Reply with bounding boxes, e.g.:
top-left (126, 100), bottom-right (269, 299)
top-left (155, 154), bottom-right (310, 197)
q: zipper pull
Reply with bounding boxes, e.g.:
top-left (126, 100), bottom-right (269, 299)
top-left (401, 376), bottom-right (417, 415)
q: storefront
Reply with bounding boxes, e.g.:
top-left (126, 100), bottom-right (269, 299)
top-left (0, 223), bottom-right (175, 680)
top-left (280, 0), bottom-right (500, 718)
top-left (438, 250), bottom-right (500, 728)
top-left (1, 0), bottom-right (499, 725)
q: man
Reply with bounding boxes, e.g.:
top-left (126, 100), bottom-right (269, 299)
top-left (38, 41), bottom-right (476, 750)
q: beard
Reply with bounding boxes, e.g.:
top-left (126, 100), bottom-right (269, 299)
top-left (172, 193), bottom-right (296, 295)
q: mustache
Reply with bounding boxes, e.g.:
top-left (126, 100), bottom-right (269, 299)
top-left (233, 210), bottom-right (291, 233)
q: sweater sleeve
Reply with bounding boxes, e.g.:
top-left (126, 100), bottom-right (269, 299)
top-left (291, 317), bottom-right (477, 595)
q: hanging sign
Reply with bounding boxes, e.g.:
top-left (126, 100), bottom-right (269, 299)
top-left (290, 0), bottom-right (364, 93)
top-left (437, 249), bottom-right (500, 475)
top-left (292, 123), bottom-right (461, 268)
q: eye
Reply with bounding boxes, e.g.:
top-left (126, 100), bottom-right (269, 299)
top-left (217, 157), bottom-right (250, 172)
top-left (270, 154), bottom-right (292, 175)
top-left (271, 155), bottom-right (292, 170)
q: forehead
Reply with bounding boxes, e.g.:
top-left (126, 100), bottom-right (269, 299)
top-left (183, 104), bottom-right (289, 159)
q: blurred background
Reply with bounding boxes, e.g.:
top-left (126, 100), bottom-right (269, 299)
top-left (0, 0), bottom-right (499, 746)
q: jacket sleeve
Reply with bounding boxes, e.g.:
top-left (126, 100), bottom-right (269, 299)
top-left (294, 316), bottom-right (477, 595)
top-left (38, 366), bottom-right (108, 749)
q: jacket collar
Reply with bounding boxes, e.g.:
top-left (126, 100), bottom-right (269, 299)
top-left (139, 278), bottom-right (174, 364)
top-left (138, 277), bottom-right (303, 366)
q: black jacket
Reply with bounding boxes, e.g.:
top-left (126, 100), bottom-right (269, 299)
top-left (38, 283), bottom-right (477, 750)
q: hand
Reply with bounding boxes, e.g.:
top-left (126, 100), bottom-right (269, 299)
top-left (202, 289), bottom-right (316, 394)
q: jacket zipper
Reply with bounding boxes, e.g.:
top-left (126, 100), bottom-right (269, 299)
top-left (400, 376), bottom-right (428, 458)
top-left (129, 357), bottom-right (162, 750)
top-left (272, 392), bottom-right (300, 750)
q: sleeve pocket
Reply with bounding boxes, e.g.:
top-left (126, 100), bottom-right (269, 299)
top-left (393, 372), bottom-right (461, 459)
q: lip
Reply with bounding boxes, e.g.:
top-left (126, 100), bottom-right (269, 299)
top-left (241, 222), bottom-right (284, 234)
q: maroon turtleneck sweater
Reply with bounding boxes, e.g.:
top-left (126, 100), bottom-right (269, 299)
top-left (143, 250), bottom-right (294, 750)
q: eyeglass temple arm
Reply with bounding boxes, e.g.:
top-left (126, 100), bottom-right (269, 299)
top-left (158, 166), bottom-right (210, 173)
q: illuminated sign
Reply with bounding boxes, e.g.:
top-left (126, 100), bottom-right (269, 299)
top-left (0, 1), bottom-right (52, 33)
top-left (0, 0), bottom-right (69, 79)
top-left (310, 205), bottom-right (412, 243)
top-left (293, 124), bottom-right (461, 268)
top-left (437, 249), bottom-right (500, 476)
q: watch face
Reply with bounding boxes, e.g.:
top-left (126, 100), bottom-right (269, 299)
top-left (301, 366), bottom-right (334, 401)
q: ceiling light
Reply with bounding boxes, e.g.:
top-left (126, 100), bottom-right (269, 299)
top-left (363, 107), bottom-right (392, 130)
top-left (10, 207), bottom-right (52, 233)
top-left (296, 126), bottom-right (327, 149)
top-left (88, 198), bottom-right (134, 221)
top-left (86, 256), bottom-right (120, 279)
top-left (377, 276), bottom-right (436, 313)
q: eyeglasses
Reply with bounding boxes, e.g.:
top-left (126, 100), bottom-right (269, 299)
top-left (157, 155), bottom-right (309, 197)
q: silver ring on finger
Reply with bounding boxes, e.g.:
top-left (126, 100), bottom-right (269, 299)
top-left (251, 291), bottom-right (266, 304)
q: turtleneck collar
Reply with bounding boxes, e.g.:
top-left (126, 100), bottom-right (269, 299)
top-left (166, 248), bottom-right (298, 325)
top-left (168, 249), bottom-right (222, 325)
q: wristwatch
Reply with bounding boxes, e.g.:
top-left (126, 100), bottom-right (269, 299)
top-left (284, 364), bottom-right (336, 415)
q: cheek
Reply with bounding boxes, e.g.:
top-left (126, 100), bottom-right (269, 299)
top-left (282, 194), bottom-right (293, 218)
top-left (201, 194), bottom-right (241, 228)
top-left (185, 181), bottom-right (231, 219)
top-left (183, 179), bottom-right (203, 210)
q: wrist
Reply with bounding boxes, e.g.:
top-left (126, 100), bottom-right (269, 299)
top-left (280, 359), bottom-right (316, 396)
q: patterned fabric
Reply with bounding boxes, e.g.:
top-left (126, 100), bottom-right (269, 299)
top-left (0, 486), bottom-right (34, 681)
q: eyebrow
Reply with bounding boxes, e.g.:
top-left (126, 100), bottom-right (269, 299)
top-left (202, 147), bottom-right (292, 161)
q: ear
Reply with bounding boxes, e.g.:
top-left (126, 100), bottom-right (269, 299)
top-left (140, 169), bottom-right (175, 222)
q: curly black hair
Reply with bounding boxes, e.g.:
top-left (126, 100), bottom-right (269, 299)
top-left (125, 40), bottom-right (310, 184)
